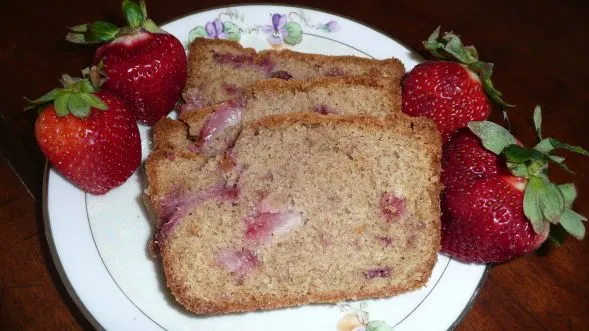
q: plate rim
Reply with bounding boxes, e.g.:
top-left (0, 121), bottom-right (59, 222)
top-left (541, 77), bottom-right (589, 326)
top-left (42, 3), bottom-right (490, 330)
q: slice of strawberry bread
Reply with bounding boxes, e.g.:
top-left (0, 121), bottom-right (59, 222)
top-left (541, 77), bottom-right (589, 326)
top-left (144, 113), bottom-right (442, 315)
top-left (177, 75), bottom-right (399, 157)
top-left (182, 38), bottom-right (404, 110)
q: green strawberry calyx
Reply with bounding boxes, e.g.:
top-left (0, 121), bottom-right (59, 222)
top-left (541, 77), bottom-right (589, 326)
top-left (424, 26), bottom-right (513, 108)
top-left (65, 0), bottom-right (163, 44)
top-left (28, 74), bottom-right (108, 118)
top-left (468, 106), bottom-right (588, 243)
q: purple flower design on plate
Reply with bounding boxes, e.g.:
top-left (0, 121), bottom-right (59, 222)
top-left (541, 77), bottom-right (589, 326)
top-left (205, 18), bottom-right (227, 39)
top-left (324, 20), bottom-right (340, 32)
top-left (262, 14), bottom-right (289, 46)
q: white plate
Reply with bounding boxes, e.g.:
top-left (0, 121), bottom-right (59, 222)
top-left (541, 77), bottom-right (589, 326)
top-left (44, 4), bottom-right (488, 331)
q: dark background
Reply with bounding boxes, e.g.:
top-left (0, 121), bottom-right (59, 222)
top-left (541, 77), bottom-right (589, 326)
top-left (1, 0), bottom-right (588, 329)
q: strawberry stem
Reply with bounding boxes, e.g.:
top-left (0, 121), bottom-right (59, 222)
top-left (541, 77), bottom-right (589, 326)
top-left (423, 26), bottom-right (514, 108)
top-left (65, 0), bottom-right (163, 45)
top-left (122, 0), bottom-right (145, 29)
top-left (27, 74), bottom-right (108, 118)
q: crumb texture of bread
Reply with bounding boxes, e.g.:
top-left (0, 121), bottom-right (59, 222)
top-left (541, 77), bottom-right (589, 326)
top-left (185, 38), bottom-right (404, 107)
top-left (149, 113), bottom-right (441, 315)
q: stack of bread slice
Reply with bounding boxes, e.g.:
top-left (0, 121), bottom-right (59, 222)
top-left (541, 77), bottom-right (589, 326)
top-left (144, 38), bottom-right (442, 315)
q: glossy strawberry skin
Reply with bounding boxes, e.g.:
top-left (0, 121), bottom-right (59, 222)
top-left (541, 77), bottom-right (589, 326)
top-left (441, 130), bottom-right (548, 263)
top-left (94, 31), bottom-right (187, 126)
top-left (402, 61), bottom-right (491, 142)
top-left (35, 91), bottom-right (141, 194)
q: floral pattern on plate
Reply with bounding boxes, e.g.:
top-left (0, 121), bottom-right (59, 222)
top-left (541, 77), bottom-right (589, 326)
top-left (337, 302), bottom-right (395, 331)
top-left (187, 9), bottom-right (340, 48)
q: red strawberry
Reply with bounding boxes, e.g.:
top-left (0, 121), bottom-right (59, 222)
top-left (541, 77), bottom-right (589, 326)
top-left (441, 107), bottom-right (588, 263)
top-left (402, 27), bottom-right (511, 142)
top-left (32, 75), bottom-right (141, 194)
top-left (66, 0), bottom-right (187, 125)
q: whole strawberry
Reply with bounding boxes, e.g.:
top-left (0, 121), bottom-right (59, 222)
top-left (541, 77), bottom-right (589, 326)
top-left (66, 0), bottom-right (187, 126)
top-left (32, 75), bottom-right (141, 194)
top-left (402, 27), bottom-right (511, 142)
top-left (441, 107), bottom-right (587, 263)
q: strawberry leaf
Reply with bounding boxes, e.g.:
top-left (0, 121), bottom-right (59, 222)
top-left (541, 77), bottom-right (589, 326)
top-left (78, 79), bottom-right (95, 93)
top-left (548, 155), bottom-right (565, 163)
top-left (503, 144), bottom-right (544, 163)
top-left (534, 138), bottom-right (554, 154)
top-left (533, 105), bottom-right (542, 140)
top-left (80, 93), bottom-right (108, 110)
top-left (69, 24), bottom-right (88, 33)
top-left (558, 183), bottom-right (577, 208)
top-left (54, 93), bottom-right (71, 117)
top-left (89, 21), bottom-right (120, 42)
top-left (560, 209), bottom-right (586, 240)
top-left (469, 61), bottom-right (514, 108)
top-left (538, 182), bottom-right (565, 224)
top-left (140, 0), bottom-right (148, 17)
top-left (122, 0), bottom-right (145, 29)
top-left (67, 93), bottom-right (91, 118)
top-left (141, 19), bottom-right (163, 33)
top-left (523, 176), bottom-right (546, 233)
top-left (507, 161), bottom-right (529, 177)
top-left (468, 121), bottom-right (517, 155)
top-left (423, 26), bottom-right (447, 59)
top-left (66, 21), bottom-right (120, 44)
top-left (547, 138), bottom-right (589, 156)
top-left (443, 32), bottom-right (478, 64)
top-left (30, 88), bottom-right (59, 104)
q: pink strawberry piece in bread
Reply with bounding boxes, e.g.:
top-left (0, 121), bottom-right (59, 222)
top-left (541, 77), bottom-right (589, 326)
top-left (217, 248), bottom-right (260, 279)
top-left (194, 101), bottom-right (243, 154)
top-left (245, 211), bottom-right (303, 242)
top-left (363, 267), bottom-right (392, 280)
top-left (380, 192), bottom-right (406, 222)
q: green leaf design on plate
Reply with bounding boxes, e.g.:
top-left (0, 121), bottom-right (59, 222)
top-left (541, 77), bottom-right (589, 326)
top-left (283, 21), bottom-right (303, 45)
top-left (188, 26), bottom-right (207, 43)
top-left (366, 320), bottom-right (394, 331)
top-left (223, 21), bottom-right (241, 41)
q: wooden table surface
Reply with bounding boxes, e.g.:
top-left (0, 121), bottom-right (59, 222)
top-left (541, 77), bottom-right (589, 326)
top-left (1, 0), bottom-right (588, 330)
